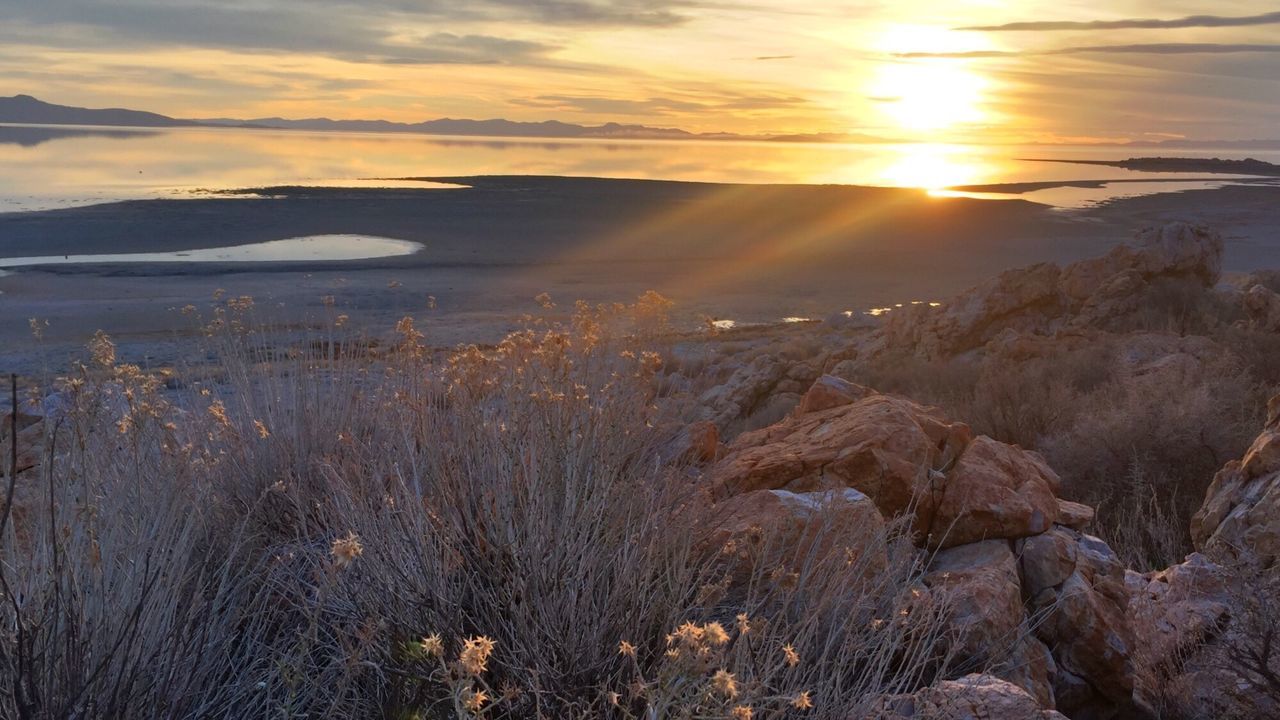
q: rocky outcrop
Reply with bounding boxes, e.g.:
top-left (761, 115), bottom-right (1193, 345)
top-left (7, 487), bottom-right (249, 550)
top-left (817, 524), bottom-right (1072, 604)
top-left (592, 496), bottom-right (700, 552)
top-left (707, 386), bottom-right (1057, 550)
top-left (875, 674), bottom-right (1069, 719)
top-left (704, 487), bottom-right (888, 582)
top-left (704, 376), bottom-right (1140, 718)
top-left (1126, 553), bottom-right (1231, 707)
top-left (1243, 284), bottom-right (1280, 332)
top-left (882, 223), bottom-right (1225, 359)
top-left (1192, 394), bottom-right (1280, 569)
top-left (1018, 528), bottom-right (1138, 718)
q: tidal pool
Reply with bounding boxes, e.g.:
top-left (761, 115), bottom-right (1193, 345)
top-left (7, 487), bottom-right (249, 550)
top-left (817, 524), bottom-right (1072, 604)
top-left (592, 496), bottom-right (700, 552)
top-left (0, 234), bottom-right (423, 270)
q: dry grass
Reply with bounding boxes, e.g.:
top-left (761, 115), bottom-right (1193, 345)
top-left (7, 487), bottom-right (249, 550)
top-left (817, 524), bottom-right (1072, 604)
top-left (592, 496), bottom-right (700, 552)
top-left (0, 294), bottom-right (957, 719)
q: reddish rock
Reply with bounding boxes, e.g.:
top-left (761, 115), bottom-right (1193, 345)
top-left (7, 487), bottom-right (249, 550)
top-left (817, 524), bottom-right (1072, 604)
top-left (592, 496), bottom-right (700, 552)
top-left (702, 487), bottom-right (887, 584)
top-left (795, 374), bottom-right (875, 415)
top-left (928, 437), bottom-right (1060, 549)
top-left (707, 394), bottom-right (971, 540)
top-left (1055, 500), bottom-right (1094, 530)
top-left (924, 541), bottom-right (1036, 692)
top-left (876, 674), bottom-right (1068, 719)
top-left (1193, 395), bottom-right (1280, 569)
top-left (1022, 529), bottom-right (1138, 719)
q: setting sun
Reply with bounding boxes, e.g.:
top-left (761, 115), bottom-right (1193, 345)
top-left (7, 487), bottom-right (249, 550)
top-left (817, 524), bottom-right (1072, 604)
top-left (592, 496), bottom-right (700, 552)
top-left (869, 60), bottom-right (989, 132)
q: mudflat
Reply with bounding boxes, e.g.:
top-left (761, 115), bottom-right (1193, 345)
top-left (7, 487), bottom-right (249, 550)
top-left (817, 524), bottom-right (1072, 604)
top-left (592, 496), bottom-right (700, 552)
top-left (2, 176), bottom-right (1279, 372)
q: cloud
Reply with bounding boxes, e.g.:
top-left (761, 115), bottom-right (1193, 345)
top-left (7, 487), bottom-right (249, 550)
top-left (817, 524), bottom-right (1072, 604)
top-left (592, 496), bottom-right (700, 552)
top-left (959, 10), bottom-right (1280, 32)
top-left (754, 55), bottom-right (795, 60)
top-left (896, 43), bottom-right (1280, 59)
top-left (0, 2), bottom-right (567, 66)
top-left (512, 91), bottom-right (805, 116)
top-left (0, 0), bottom-right (700, 68)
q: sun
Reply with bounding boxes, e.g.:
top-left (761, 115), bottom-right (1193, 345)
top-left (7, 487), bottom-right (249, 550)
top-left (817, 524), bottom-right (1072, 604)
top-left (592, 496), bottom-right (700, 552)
top-left (870, 60), bottom-right (988, 132)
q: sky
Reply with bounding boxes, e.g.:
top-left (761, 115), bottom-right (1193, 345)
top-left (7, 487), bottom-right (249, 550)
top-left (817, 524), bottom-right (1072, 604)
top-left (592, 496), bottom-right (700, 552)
top-left (1, 0), bottom-right (1278, 143)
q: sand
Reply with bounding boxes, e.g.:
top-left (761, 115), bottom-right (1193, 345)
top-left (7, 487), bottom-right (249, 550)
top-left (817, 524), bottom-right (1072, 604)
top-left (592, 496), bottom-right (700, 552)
top-left (2, 176), bottom-right (1279, 374)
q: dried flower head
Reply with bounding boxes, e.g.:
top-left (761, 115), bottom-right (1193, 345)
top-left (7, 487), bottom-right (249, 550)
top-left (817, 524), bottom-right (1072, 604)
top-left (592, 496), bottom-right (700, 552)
top-left (731, 705), bottom-right (753, 720)
top-left (419, 634), bottom-right (444, 658)
top-left (253, 419), bottom-right (270, 438)
top-left (459, 635), bottom-right (496, 675)
top-left (618, 640), bottom-right (637, 658)
top-left (792, 691), bottom-right (814, 710)
top-left (783, 644), bottom-right (800, 667)
top-left (703, 622), bottom-right (729, 647)
top-left (330, 532), bottom-right (363, 568)
top-left (710, 669), bottom-right (738, 698)
top-left (88, 330), bottom-right (116, 368)
top-left (462, 687), bottom-right (489, 713)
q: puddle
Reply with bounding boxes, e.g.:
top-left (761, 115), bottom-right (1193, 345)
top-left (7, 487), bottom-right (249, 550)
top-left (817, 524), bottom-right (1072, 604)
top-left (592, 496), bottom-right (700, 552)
top-left (0, 234), bottom-right (423, 269)
top-left (935, 179), bottom-right (1268, 209)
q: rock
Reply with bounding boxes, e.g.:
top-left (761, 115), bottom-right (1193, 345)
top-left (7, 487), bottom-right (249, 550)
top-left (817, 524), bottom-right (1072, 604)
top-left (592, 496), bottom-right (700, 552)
top-left (1055, 500), bottom-right (1094, 530)
top-left (698, 353), bottom-right (787, 428)
top-left (880, 223), bottom-right (1225, 360)
top-left (826, 310), bottom-right (882, 330)
top-left (924, 541), bottom-right (1033, 690)
top-left (707, 394), bottom-right (971, 541)
top-left (1243, 284), bottom-right (1280, 332)
top-left (876, 674), bottom-right (1068, 719)
top-left (884, 262), bottom-right (1064, 359)
top-left (795, 374), bottom-right (875, 415)
top-left (702, 487), bottom-right (887, 585)
top-left (1126, 553), bottom-right (1230, 706)
top-left (928, 437), bottom-right (1060, 549)
top-left (710, 393), bottom-right (1066, 550)
top-left (1192, 394), bottom-right (1280, 569)
top-left (1022, 528), bottom-right (1138, 719)
top-left (1131, 222), bottom-right (1224, 285)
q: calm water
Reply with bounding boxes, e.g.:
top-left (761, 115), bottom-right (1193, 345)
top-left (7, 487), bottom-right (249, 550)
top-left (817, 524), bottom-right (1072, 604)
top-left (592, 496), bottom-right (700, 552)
top-left (2, 123), bottom-right (1278, 212)
top-left (0, 235), bottom-right (422, 271)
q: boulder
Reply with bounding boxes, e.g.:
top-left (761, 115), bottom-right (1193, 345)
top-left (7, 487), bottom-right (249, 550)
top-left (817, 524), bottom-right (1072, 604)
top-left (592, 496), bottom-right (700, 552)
top-left (707, 392), bottom-right (971, 541)
top-left (1243, 284), bottom-right (1280, 332)
top-left (711, 385), bottom-right (1062, 550)
top-left (880, 223), bottom-right (1225, 360)
top-left (702, 487), bottom-right (887, 585)
top-left (1126, 553), bottom-right (1230, 701)
top-left (923, 541), bottom-right (1047, 701)
top-left (929, 437), bottom-right (1060, 548)
top-left (875, 674), bottom-right (1068, 719)
top-left (1020, 528), bottom-right (1138, 719)
top-left (698, 353), bottom-right (787, 428)
top-left (1055, 500), bottom-right (1094, 530)
top-left (884, 262), bottom-right (1063, 359)
top-left (795, 374), bottom-right (875, 415)
top-left (1193, 394), bottom-right (1280, 569)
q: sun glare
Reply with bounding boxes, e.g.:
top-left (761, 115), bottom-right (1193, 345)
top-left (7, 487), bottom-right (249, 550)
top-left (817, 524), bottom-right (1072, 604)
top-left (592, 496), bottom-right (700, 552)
top-left (871, 61), bottom-right (988, 132)
top-left (879, 144), bottom-right (984, 191)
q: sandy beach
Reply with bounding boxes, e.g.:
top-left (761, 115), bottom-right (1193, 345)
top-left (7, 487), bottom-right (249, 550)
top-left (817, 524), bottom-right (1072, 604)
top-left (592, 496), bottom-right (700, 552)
top-left (2, 176), bottom-right (1279, 373)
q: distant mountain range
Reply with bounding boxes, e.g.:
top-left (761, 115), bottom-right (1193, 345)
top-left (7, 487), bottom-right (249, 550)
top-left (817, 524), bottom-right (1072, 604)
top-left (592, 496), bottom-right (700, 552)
top-left (0, 94), bottom-right (865, 143)
top-left (4, 94), bottom-right (1280, 149)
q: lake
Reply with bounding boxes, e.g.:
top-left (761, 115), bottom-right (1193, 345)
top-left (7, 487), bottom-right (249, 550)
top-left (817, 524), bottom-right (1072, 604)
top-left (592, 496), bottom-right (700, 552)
top-left (2, 123), bottom-right (1278, 212)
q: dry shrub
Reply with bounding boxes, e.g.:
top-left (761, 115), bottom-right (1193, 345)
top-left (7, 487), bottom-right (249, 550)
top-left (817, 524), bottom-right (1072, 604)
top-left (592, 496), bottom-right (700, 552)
top-left (1, 294), bottom-right (955, 719)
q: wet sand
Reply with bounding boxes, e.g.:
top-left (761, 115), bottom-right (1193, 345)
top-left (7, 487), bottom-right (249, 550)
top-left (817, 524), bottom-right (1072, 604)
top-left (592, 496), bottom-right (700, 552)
top-left (2, 176), bottom-right (1279, 373)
